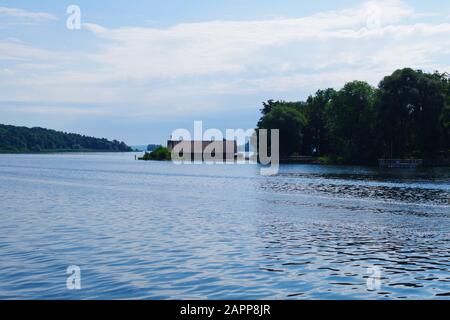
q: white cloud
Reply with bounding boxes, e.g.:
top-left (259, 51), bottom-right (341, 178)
top-left (81, 0), bottom-right (417, 79)
top-left (1, 0), bottom-right (450, 120)
top-left (0, 40), bottom-right (59, 61)
top-left (3, 105), bottom-right (107, 116)
top-left (0, 6), bottom-right (57, 22)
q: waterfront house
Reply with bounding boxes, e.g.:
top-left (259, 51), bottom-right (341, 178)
top-left (167, 140), bottom-right (237, 161)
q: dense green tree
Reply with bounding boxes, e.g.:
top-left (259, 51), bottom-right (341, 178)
top-left (376, 68), bottom-right (445, 159)
top-left (0, 124), bottom-right (132, 153)
top-left (256, 100), bottom-right (306, 157)
top-left (139, 146), bottom-right (171, 161)
top-left (300, 89), bottom-right (336, 156)
top-left (442, 105), bottom-right (450, 153)
top-left (437, 72), bottom-right (450, 154)
top-left (256, 68), bottom-right (448, 165)
top-left (325, 81), bottom-right (376, 164)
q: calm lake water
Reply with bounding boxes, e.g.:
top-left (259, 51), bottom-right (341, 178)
top-left (0, 153), bottom-right (449, 299)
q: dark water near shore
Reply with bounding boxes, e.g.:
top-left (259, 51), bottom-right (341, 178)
top-left (0, 153), bottom-right (449, 299)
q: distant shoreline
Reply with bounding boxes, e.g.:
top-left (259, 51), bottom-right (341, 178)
top-left (0, 123), bottom-right (133, 153)
top-left (0, 149), bottom-right (139, 155)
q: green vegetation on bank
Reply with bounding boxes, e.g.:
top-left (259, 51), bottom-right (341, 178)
top-left (139, 146), bottom-right (171, 161)
top-left (0, 124), bottom-right (132, 153)
top-left (257, 68), bottom-right (450, 165)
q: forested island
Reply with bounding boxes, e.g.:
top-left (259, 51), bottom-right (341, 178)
top-left (257, 68), bottom-right (450, 165)
top-left (139, 146), bottom-right (171, 160)
top-left (0, 124), bottom-right (132, 153)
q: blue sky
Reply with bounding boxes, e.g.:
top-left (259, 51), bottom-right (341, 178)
top-left (1, 0), bottom-right (449, 145)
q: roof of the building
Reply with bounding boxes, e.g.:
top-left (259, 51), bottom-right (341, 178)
top-left (167, 140), bottom-right (237, 153)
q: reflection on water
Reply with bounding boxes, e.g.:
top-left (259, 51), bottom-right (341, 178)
top-left (0, 153), bottom-right (449, 299)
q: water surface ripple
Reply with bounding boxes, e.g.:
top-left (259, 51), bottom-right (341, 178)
top-left (0, 153), bottom-right (449, 299)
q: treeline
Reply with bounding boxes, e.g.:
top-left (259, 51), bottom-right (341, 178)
top-left (257, 68), bottom-right (450, 165)
top-left (0, 124), bottom-right (132, 153)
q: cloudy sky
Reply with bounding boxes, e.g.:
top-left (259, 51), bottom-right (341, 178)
top-left (0, 0), bottom-right (449, 145)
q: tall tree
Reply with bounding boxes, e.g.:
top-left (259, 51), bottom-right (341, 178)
top-left (377, 68), bottom-right (445, 159)
top-left (301, 89), bottom-right (336, 156)
top-left (325, 81), bottom-right (376, 164)
top-left (440, 73), bottom-right (450, 154)
top-left (257, 100), bottom-right (306, 157)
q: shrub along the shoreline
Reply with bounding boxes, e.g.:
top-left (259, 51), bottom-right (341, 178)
top-left (139, 146), bottom-right (171, 161)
